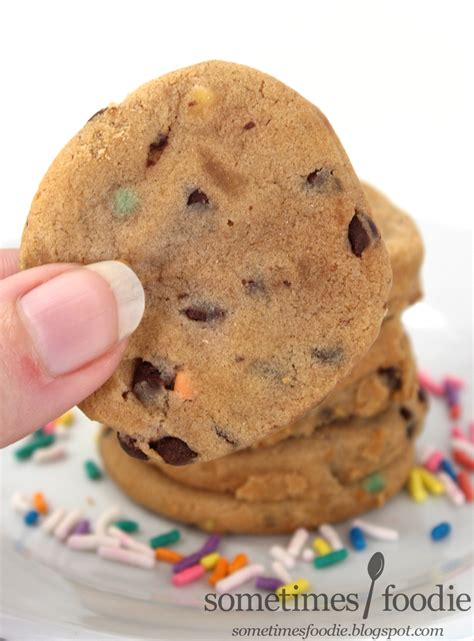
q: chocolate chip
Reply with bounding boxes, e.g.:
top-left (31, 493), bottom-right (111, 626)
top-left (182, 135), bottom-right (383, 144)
top-left (399, 406), bottom-right (413, 421)
top-left (406, 423), bottom-right (416, 440)
top-left (348, 210), bottom-right (380, 257)
top-left (241, 278), bottom-right (266, 296)
top-left (149, 436), bottom-right (197, 465)
top-left (87, 107), bottom-right (107, 122)
top-left (243, 121), bottom-right (255, 130)
top-left (282, 280), bottom-right (292, 287)
top-left (132, 359), bottom-right (175, 404)
top-left (311, 346), bottom-right (344, 364)
top-left (227, 219), bottom-right (234, 226)
top-left (117, 432), bottom-right (149, 460)
top-left (214, 426), bottom-right (238, 446)
top-left (146, 133), bottom-right (168, 167)
top-left (180, 304), bottom-right (226, 322)
top-left (187, 189), bottom-right (209, 206)
top-left (417, 387), bottom-right (428, 404)
top-left (378, 366), bottom-right (402, 391)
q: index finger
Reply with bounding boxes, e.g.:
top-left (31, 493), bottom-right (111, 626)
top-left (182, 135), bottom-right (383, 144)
top-left (0, 249), bottom-right (20, 280)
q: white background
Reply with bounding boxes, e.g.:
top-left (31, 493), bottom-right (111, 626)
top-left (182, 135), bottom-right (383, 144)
top-left (0, 0), bottom-right (472, 247)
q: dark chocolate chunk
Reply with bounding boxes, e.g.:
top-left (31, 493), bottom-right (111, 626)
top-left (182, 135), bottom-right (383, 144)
top-left (348, 210), bottom-right (380, 257)
top-left (241, 278), bottom-right (266, 296)
top-left (149, 436), bottom-right (197, 465)
top-left (132, 359), bottom-right (175, 404)
top-left (180, 304), bottom-right (226, 322)
top-left (377, 366), bottom-right (402, 391)
top-left (117, 432), bottom-right (149, 460)
top-left (399, 406), bottom-right (413, 421)
top-left (227, 219), bottom-right (234, 226)
top-left (146, 133), bottom-right (168, 167)
top-left (311, 346), bottom-right (344, 364)
top-left (282, 280), bottom-right (292, 287)
top-left (187, 189), bottom-right (209, 206)
top-left (213, 426), bottom-right (238, 446)
top-left (87, 107), bottom-right (107, 122)
top-left (243, 121), bottom-right (256, 130)
top-left (417, 387), bottom-right (428, 404)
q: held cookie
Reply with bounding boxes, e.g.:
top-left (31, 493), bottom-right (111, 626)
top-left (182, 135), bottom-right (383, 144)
top-left (21, 61), bottom-right (391, 464)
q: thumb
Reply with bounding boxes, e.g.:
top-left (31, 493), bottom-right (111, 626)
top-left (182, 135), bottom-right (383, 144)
top-left (0, 260), bottom-right (145, 447)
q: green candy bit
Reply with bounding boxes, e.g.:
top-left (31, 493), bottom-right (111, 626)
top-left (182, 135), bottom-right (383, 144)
top-left (14, 434), bottom-right (55, 460)
top-left (113, 187), bottom-right (139, 217)
top-left (34, 428), bottom-right (45, 438)
top-left (149, 529), bottom-right (181, 549)
top-left (84, 460), bottom-right (102, 480)
top-left (314, 548), bottom-right (348, 568)
top-left (363, 472), bottom-right (385, 493)
top-left (114, 519), bottom-right (139, 534)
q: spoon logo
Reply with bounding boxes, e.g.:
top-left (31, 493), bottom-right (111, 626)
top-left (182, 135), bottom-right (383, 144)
top-left (363, 552), bottom-right (385, 619)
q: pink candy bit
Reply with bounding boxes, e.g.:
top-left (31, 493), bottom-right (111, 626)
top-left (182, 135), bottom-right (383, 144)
top-left (43, 421), bottom-right (57, 434)
top-left (421, 447), bottom-right (444, 473)
top-left (97, 545), bottom-right (155, 569)
top-left (287, 528), bottom-right (309, 558)
top-left (451, 438), bottom-right (474, 459)
top-left (215, 564), bottom-right (265, 593)
top-left (451, 426), bottom-right (466, 440)
top-left (67, 534), bottom-right (120, 551)
top-left (32, 443), bottom-right (67, 463)
top-left (443, 375), bottom-right (465, 390)
top-left (172, 563), bottom-right (205, 586)
top-left (269, 545), bottom-right (295, 568)
top-left (437, 472), bottom-right (465, 507)
top-left (418, 371), bottom-right (444, 396)
top-left (54, 508), bottom-right (83, 541)
top-left (469, 421), bottom-right (474, 443)
top-left (107, 526), bottom-right (154, 558)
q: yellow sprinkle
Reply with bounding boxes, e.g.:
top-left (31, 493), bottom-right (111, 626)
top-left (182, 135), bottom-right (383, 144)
top-left (200, 552), bottom-right (220, 570)
top-left (312, 537), bottom-right (332, 556)
top-left (55, 410), bottom-right (75, 427)
top-left (276, 578), bottom-right (311, 599)
top-left (407, 468), bottom-right (428, 502)
top-left (418, 467), bottom-right (445, 495)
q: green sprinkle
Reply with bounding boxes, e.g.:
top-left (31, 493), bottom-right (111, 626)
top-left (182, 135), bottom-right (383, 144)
top-left (84, 460), bottom-right (102, 480)
top-left (314, 548), bottom-right (348, 568)
top-left (34, 428), bottom-right (45, 438)
top-left (114, 519), bottom-right (139, 533)
top-left (363, 472), bottom-right (385, 493)
top-left (113, 187), bottom-right (139, 217)
top-left (15, 434), bottom-right (55, 460)
top-left (149, 529), bottom-right (180, 549)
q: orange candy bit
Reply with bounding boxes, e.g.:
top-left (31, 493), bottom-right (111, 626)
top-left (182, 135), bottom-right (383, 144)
top-left (449, 404), bottom-right (461, 419)
top-left (33, 492), bottom-right (48, 514)
top-left (209, 557), bottom-right (229, 586)
top-left (453, 449), bottom-right (474, 471)
top-left (155, 548), bottom-right (184, 563)
top-left (173, 371), bottom-right (195, 400)
top-left (228, 553), bottom-right (248, 574)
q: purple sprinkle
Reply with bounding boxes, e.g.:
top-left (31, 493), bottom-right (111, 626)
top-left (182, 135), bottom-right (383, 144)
top-left (443, 381), bottom-right (459, 407)
top-left (256, 576), bottom-right (284, 591)
top-left (199, 534), bottom-right (221, 555)
top-left (73, 519), bottom-right (91, 535)
top-left (172, 551), bottom-right (203, 574)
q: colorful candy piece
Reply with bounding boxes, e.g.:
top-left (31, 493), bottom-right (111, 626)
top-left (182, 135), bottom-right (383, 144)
top-left (451, 426), bottom-right (466, 440)
top-left (41, 507), bottom-right (66, 534)
top-left (32, 491), bottom-right (48, 515)
top-left (431, 522), bottom-right (451, 541)
top-left (228, 553), bottom-right (248, 574)
top-left (271, 561), bottom-right (292, 584)
top-left (114, 519), bottom-right (139, 533)
top-left (421, 447), bottom-right (444, 472)
top-left (43, 421), bottom-right (56, 434)
top-left (24, 510), bottom-right (39, 526)
top-left (173, 550), bottom-right (203, 573)
top-left (349, 526), bottom-right (367, 551)
top-left (418, 371), bottom-right (444, 396)
top-left (352, 519), bottom-right (399, 541)
top-left (301, 548), bottom-right (315, 562)
top-left (312, 536), bottom-right (332, 556)
top-left (54, 509), bottom-right (83, 541)
top-left (451, 439), bottom-right (474, 458)
top-left (155, 548), bottom-right (184, 563)
top-left (469, 421), bottom-right (474, 443)
top-left (215, 564), bottom-right (264, 593)
top-left (150, 529), bottom-right (181, 549)
top-left (15, 434), bottom-right (55, 460)
top-left (55, 410), bottom-right (75, 426)
top-left (452, 449), bottom-right (474, 471)
top-left (107, 526), bottom-right (154, 557)
top-left (276, 578), bottom-right (310, 599)
top-left (95, 506), bottom-right (121, 536)
top-left (269, 545), bottom-right (295, 568)
top-left (457, 471), bottom-right (474, 502)
top-left (172, 563), bottom-right (205, 586)
top-left (32, 443), bottom-right (66, 463)
top-left (11, 491), bottom-right (30, 514)
top-left (199, 534), bottom-right (221, 555)
top-left (439, 459), bottom-right (457, 482)
top-left (363, 472), bottom-right (385, 493)
top-left (173, 371), bottom-right (195, 400)
top-left (209, 557), bottom-right (229, 586)
top-left (256, 576), bottom-right (284, 591)
top-left (314, 548), bottom-right (348, 568)
top-left (443, 381), bottom-right (460, 407)
top-left (97, 545), bottom-right (155, 569)
top-left (407, 468), bottom-right (428, 502)
top-left (319, 524), bottom-right (344, 551)
top-left (437, 472), bottom-right (465, 506)
top-left (443, 375), bottom-right (465, 390)
top-left (286, 528), bottom-right (309, 558)
top-left (200, 552), bottom-right (220, 570)
top-left (84, 460), bottom-right (102, 480)
top-left (67, 534), bottom-right (120, 550)
top-left (418, 467), bottom-right (444, 495)
top-left (73, 519), bottom-right (91, 535)
top-left (450, 404), bottom-right (461, 420)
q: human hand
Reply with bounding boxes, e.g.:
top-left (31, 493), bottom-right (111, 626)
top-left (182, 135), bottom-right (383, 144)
top-left (0, 249), bottom-right (145, 447)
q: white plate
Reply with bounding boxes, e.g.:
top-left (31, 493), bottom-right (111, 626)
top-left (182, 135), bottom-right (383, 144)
top-left (1, 221), bottom-right (473, 640)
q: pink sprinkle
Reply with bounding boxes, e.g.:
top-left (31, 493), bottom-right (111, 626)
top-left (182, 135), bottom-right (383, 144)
top-left (44, 421), bottom-right (57, 434)
top-left (172, 563), bottom-right (205, 586)
top-left (469, 421), bottom-right (474, 443)
top-left (443, 375), bottom-right (465, 390)
top-left (451, 426), bottom-right (466, 440)
top-left (418, 371), bottom-right (444, 396)
top-left (422, 448), bottom-right (444, 472)
top-left (437, 472), bottom-right (465, 506)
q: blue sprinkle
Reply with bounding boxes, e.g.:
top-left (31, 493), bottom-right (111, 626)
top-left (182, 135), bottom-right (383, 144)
top-left (431, 522), bottom-right (451, 541)
top-left (439, 459), bottom-right (457, 481)
top-left (349, 526), bottom-right (367, 551)
top-left (24, 510), bottom-right (39, 526)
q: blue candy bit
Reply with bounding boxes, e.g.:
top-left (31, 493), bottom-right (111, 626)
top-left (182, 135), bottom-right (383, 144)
top-left (24, 510), bottom-right (39, 526)
top-left (439, 459), bottom-right (457, 482)
top-left (349, 526), bottom-right (367, 551)
top-left (431, 522), bottom-right (451, 541)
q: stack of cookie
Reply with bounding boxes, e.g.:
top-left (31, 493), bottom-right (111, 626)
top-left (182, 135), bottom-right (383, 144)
top-left (99, 182), bottom-right (426, 533)
top-left (19, 61), bottom-right (425, 534)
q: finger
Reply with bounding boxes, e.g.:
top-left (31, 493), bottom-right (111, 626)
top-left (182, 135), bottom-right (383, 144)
top-left (0, 249), bottom-right (20, 280)
top-left (0, 261), bottom-right (145, 446)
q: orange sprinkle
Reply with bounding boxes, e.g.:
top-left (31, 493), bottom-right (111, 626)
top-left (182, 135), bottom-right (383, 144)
top-left (173, 371), bottom-right (195, 400)
top-left (33, 492), bottom-right (48, 514)
top-left (155, 548), bottom-right (184, 563)
top-left (209, 557), bottom-right (229, 586)
top-left (453, 449), bottom-right (474, 471)
top-left (457, 471), bottom-right (474, 502)
top-left (228, 553), bottom-right (248, 574)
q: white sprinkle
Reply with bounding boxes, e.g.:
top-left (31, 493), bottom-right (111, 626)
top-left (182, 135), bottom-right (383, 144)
top-left (97, 545), bottom-right (155, 569)
top-left (95, 506), bottom-right (121, 536)
top-left (33, 443), bottom-right (67, 463)
top-left (352, 519), bottom-right (400, 541)
top-left (107, 526), bottom-right (154, 557)
top-left (54, 424), bottom-right (70, 439)
top-left (11, 491), bottom-right (30, 514)
top-left (301, 548), bottom-right (315, 562)
top-left (215, 564), bottom-right (264, 593)
top-left (437, 472), bottom-right (465, 506)
top-left (451, 438), bottom-right (474, 458)
top-left (67, 534), bottom-right (120, 551)
top-left (54, 508), bottom-right (83, 541)
top-left (269, 545), bottom-right (295, 568)
top-left (271, 560), bottom-right (292, 584)
top-left (42, 507), bottom-right (66, 534)
top-left (287, 528), bottom-right (309, 558)
top-left (319, 524), bottom-right (344, 550)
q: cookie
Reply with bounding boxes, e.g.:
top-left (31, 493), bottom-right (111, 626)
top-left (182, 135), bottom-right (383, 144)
top-left (256, 315), bottom-right (418, 447)
top-left (362, 182), bottom-right (424, 316)
top-left (21, 61), bottom-right (391, 464)
top-left (99, 425), bottom-right (416, 535)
